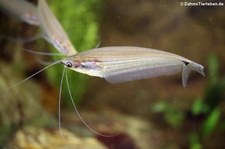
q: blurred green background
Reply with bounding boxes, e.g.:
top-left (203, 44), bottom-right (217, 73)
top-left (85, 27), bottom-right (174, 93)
top-left (0, 0), bottom-right (225, 149)
top-left (46, 0), bottom-right (103, 106)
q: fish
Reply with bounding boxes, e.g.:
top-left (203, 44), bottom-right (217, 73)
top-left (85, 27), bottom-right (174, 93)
top-left (0, 0), bottom-right (39, 25)
top-left (61, 46), bottom-right (205, 87)
top-left (0, 0), bottom-right (77, 56)
top-left (8, 46), bottom-right (204, 137)
top-left (37, 0), bottom-right (77, 56)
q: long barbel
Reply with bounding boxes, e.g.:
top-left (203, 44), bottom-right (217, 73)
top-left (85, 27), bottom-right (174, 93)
top-left (0, 0), bottom-right (39, 25)
top-left (38, 0), bottom-right (77, 56)
top-left (61, 46), bottom-right (205, 87)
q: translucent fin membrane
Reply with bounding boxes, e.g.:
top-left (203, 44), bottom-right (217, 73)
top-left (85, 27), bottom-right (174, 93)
top-left (182, 62), bottom-right (205, 87)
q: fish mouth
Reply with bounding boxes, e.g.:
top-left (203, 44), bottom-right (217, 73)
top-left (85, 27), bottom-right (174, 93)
top-left (60, 61), bottom-right (67, 67)
top-left (60, 61), bottom-right (65, 65)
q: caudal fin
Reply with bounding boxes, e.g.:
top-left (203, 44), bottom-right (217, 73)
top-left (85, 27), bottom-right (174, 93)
top-left (182, 62), bottom-right (205, 87)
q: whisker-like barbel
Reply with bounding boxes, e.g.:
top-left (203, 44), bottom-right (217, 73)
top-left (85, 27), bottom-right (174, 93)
top-left (65, 70), bottom-right (119, 137)
top-left (61, 46), bottom-right (205, 87)
top-left (0, 0), bottom-right (39, 25)
top-left (10, 60), bottom-right (61, 89)
top-left (38, 0), bottom-right (77, 56)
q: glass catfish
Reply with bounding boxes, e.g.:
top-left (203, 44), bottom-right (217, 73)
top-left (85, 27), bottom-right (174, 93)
top-left (61, 46), bottom-right (205, 87)
top-left (0, 0), bottom-right (77, 56)
top-left (37, 0), bottom-right (77, 56)
top-left (0, 0), bottom-right (39, 25)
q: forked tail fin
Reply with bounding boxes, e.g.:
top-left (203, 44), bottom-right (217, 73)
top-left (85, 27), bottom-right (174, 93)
top-left (182, 61), bottom-right (205, 87)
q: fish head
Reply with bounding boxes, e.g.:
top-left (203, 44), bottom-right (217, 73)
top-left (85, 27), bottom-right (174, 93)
top-left (61, 56), bottom-right (80, 69)
top-left (61, 56), bottom-right (103, 77)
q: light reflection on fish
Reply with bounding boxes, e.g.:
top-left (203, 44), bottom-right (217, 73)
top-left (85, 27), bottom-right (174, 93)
top-left (61, 46), bottom-right (205, 87)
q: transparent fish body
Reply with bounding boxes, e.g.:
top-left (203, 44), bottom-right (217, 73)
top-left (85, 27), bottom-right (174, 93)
top-left (38, 0), bottom-right (77, 56)
top-left (0, 0), bottom-right (39, 25)
top-left (61, 46), bottom-right (205, 87)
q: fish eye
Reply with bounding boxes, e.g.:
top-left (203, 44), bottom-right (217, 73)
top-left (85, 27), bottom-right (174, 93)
top-left (66, 62), bottom-right (72, 68)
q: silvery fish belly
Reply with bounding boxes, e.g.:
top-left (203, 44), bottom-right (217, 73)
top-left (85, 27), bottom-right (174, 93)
top-left (61, 46), bottom-right (205, 87)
